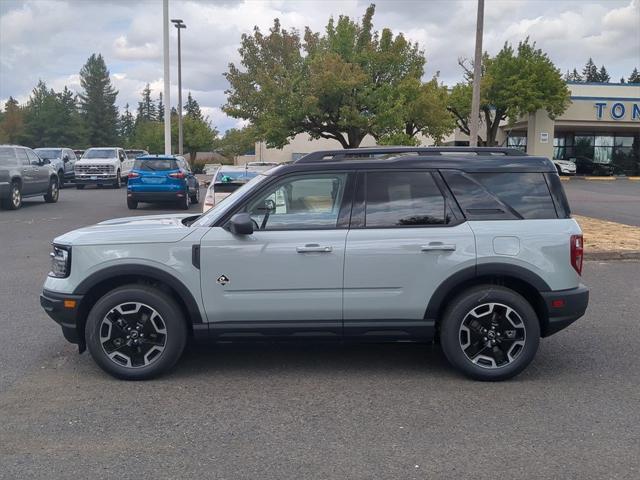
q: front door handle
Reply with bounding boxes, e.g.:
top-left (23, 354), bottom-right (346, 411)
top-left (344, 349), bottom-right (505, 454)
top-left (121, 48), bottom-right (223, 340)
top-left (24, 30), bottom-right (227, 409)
top-left (296, 244), bottom-right (333, 253)
top-left (421, 243), bottom-right (456, 252)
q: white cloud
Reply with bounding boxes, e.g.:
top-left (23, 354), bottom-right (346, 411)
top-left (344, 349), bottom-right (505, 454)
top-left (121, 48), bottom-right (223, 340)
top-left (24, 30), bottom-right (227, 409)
top-left (1, 0), bottom-right (639, 132)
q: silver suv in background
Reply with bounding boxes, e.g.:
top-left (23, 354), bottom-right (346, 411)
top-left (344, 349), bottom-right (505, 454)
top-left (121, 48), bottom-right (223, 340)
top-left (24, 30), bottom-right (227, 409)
top-left (34, 147), bottom-right (78, 188)
top-left (1, 145), bottom-right (59, 210)
top-left (40, 147), bottom-right (588, 381)
top-left (202, 165), bottom-right (262, 212)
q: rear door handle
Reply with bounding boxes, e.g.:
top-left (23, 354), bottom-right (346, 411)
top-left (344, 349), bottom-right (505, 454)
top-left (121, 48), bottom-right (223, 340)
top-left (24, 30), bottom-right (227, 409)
top-left (421, 243), bottom-right (456, 252)
top-left (296, 244), bottom-right (333, 253)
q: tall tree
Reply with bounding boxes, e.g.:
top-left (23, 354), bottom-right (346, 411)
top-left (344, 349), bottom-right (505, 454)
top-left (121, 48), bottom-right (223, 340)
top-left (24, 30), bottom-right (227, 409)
top-left (157, 92), bottom-right (164, 122)
top-left (78, 53), bottom-right (119, 145)
top-left (629, 67), bottom-right (640, 83)
top-left (213, 126), bottom-right (258, 160)
top-left (565, 68), bottom-right (582, 82)
top-left (119, 103), bottom-right (135, 146)
top-left (184, 92), bottom-right (203, 121)
top-left (597, 65), bottom-right (610, 83)
top-left (448, 39), bottom-right (570, 146)
top-left (136, 83), bottom-right (157, 123)
top-left (0, 97), bottom-right (25, 144)
top-left (582, 58), bottom-right (599, 82)
top-left (224, 4), bottom-right (449, 149)
top-left (56, 86), bottom-right (85, 146)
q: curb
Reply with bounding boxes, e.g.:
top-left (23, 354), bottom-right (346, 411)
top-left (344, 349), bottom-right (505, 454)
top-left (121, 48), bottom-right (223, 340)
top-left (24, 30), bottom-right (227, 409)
top-left (585, 251), bottom-right (640, 261)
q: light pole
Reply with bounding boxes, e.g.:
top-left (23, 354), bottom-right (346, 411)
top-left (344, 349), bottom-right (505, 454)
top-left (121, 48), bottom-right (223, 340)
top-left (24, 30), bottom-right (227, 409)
top-left (162, 0), bottom-right (171, 154)
top-left (171, 18), bottom-right (186, 155)
top-left (469, 0), bottom-right (484, 147)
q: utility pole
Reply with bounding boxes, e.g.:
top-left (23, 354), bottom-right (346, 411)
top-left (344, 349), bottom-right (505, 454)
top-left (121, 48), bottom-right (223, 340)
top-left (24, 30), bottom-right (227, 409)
top-left (469, 0), bottom-right (484, 147)
top-left (162, 0), bottom-right (171, 154)
top-left (171, 19), bottom-right (186, 155)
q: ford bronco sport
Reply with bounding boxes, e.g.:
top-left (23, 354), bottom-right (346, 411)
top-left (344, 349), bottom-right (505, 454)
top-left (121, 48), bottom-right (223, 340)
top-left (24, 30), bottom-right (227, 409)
top-left (40, 147), bottom-right (589, 381)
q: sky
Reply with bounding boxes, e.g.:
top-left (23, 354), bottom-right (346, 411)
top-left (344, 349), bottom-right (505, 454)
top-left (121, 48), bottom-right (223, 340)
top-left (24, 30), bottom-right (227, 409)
top-left (1, 0), bottom-right (639, 133)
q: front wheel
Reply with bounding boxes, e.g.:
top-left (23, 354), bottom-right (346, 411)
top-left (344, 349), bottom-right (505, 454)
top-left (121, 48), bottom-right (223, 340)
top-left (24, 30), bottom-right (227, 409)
top-left (85, 285), bottom-right (188, 380)
top-left (439, 285), bottom-right (540, 381)
top-left (44, 177), bottom-right (59, 203)
top-left (58, 170), bottom-right (66, 188)
top-left (113, 171), bottom-right (122, 189)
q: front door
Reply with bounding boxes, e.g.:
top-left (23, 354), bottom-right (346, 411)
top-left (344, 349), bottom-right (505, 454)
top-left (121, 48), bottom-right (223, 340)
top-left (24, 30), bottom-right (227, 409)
top-left (343, 170), bottom-right (476, 338)
top-left (199, 171), bottom-right (353, 338)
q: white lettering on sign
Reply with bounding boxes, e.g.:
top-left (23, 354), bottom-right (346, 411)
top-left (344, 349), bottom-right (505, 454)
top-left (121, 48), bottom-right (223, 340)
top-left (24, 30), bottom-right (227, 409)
top-left (540, 132), bottom-right (549, 143)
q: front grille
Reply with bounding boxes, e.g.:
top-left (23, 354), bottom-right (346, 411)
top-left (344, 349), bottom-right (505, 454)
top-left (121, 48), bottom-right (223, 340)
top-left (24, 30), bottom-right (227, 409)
top-left (75, 164), bottom-right (115, 174)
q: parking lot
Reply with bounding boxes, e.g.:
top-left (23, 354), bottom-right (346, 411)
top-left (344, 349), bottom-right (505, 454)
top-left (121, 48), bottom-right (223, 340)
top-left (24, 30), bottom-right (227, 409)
top-left (564, 179), bottom-right (640, 226)
top-left (1, 187), bottom-right (639, 479)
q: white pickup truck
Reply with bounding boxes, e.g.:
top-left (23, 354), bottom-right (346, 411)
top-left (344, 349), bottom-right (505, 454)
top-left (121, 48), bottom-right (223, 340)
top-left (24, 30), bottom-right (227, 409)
top-left (74, 147), bottom-right (133, 189)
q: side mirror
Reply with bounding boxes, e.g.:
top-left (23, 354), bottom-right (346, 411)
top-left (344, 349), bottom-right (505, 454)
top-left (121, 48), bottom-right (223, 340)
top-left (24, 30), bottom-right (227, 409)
top-left (229, 213), bottom-right (254, 235)
top-left (63, 155), bottom-right (69, 162)
top-left (41, 158), bottom-right (50, 165)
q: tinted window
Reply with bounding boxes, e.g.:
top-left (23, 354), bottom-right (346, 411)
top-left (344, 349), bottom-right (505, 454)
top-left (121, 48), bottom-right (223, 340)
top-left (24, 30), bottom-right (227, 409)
top-left (247, 173), bottom-right (347, 230)
top-left (133, 159), bottom-right (178, 171)
top-left (35, 149), bottom-right (62, 159)
top-left (365, 171), bottom-right (447, 227)
top-left (0, 147), bottom-right (16, 165)
top-left (15, 148), bottom-right (29, 165)
top-left (215, 170), bottom-right (259, 184)
top-left (472, 173), bottom-right (557, 219)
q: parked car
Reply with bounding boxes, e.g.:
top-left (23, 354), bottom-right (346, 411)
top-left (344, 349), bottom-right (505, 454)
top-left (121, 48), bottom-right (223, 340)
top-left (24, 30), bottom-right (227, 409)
top-left (125, 149), bottom-right (149, 160)
top-left (34, 147), bottom-right (77, 187)
top-left (573, 156), bottom-right (615, 176)
top-left (1, 145), bottom-right (59, 210)
top-left (40, 147), bottom-right (588, 381)
top-left (74, 147), bottom-right (131, 189)
top-left (73, 149), bottom-right (84, 159)
top-left (202, 165), bottom-right (262, 212)
top-left (552, 159), bottom-right (576, 176)
top-left (126, 155), bottom-right (200, 210)
top-left (247, 161), bottom-right (279, 168)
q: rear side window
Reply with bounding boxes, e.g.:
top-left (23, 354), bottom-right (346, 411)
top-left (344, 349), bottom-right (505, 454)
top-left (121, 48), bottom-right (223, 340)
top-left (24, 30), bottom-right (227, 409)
top-left (365, 171), bottom-right (448, 227)
top-left (0, 147), bottom-right (16, 165)
top-left (441, 170), bottom-right (557, 220)
top-left (15, 148), bottom-right (29, 165)
top-left (133, 159), bottom-right (178, 171)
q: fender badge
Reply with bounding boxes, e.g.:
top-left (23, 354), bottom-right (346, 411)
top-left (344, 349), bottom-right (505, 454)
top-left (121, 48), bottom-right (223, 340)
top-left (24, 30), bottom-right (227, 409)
top-left (217, 274), bottom-right (229, 286)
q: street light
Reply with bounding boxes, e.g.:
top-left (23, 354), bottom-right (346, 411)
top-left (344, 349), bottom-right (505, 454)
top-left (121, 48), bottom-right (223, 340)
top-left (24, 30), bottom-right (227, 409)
top-left (171, 18), bottom-right (186, 155)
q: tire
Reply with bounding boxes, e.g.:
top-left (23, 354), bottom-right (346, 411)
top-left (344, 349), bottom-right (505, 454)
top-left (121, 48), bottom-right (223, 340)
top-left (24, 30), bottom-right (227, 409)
top-left (439, 285), bottom-right (540, 381)
top-left (190, 185), bottom-right (200, 204)
top-left (1, 181), bottom-right (22, 210)
top-left (76, 184), bottom-right (85, 190)
top-left (85, 285), bottom-right (188, 380)
top-left (44, 177), bottom-right (59, 203)
top-left (127, 197), bottom-right (138, 209)
top-left (57, 170), bottom-right (66, 189)
top-left (113, 171), bottom-right (122, 189)
top-left (180, 190), bottom-right (190, 210)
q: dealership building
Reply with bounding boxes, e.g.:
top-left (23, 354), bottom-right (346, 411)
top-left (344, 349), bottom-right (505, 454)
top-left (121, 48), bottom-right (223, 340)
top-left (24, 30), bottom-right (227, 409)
top-left (244, 82), bottom-right (639, 174)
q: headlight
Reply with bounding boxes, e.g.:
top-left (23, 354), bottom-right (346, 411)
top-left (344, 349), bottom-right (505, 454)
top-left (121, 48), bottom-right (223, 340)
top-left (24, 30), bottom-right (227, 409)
top-left (49, 245), bottom-right (71, 278)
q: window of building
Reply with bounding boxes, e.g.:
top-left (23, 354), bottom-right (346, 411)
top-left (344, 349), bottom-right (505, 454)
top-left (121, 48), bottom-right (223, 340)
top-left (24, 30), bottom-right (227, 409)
top-left (365, 171), bottom-right (447, 227)
top-left (507, 135), bottom-right (527, 152)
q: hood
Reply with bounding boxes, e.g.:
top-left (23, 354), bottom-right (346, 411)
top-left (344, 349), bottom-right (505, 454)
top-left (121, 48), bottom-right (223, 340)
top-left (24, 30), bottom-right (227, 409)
top-left (76, 157), bottom-right (118, 165)
top-left (54, 214), bottom-right (197, 246)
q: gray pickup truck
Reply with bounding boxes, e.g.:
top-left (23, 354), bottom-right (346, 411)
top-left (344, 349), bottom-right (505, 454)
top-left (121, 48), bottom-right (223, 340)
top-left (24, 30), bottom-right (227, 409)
top-left (0, 145), bottom-right (59, 210)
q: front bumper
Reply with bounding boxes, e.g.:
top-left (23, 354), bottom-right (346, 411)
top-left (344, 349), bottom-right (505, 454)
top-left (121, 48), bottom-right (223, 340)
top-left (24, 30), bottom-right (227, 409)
top-left (540, 284), bottom-right (589, 337)
top-left (75, 174), bottom-right (118, 185)
top-left (40, 289), bottom-right (86, 351)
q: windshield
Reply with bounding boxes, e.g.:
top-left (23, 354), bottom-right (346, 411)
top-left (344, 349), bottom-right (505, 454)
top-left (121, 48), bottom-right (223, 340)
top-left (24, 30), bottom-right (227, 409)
top-left (133, 159), bottom-right (177, 171)
top-left (191, 174), bottom-right (267, 227)
top-left (83, 149), bottom-right (116, 159)
top-left (35, 149), bottom-right (62, 159)
top-left (215, 170), bottom-right (259, 184)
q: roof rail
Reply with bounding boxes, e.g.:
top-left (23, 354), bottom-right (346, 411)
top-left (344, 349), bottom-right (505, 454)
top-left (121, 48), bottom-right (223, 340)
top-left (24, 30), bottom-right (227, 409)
top-left (295, 146), bottom-right (527, 163)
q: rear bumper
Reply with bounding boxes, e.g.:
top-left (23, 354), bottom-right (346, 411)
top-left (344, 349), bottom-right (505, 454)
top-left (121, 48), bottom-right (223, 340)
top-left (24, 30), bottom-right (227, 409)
top-left (40, 289), bottom-right (85, 351)
top-left (540, 284), bottom-right (589, 337)
top-left (128, 190), bottom-right (187, 202)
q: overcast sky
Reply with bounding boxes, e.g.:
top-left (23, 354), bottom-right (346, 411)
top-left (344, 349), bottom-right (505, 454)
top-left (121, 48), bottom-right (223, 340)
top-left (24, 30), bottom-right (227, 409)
top-left (1, 0), bottom-right (639, 133)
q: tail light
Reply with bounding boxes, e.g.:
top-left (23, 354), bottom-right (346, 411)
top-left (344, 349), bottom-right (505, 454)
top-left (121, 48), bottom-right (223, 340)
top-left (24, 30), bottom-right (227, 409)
top-left (169, 171), bottom-right (185, 179)
top-left (128, 172), bottom-right (140, 179)
top-left (570, 234), bottom-right (583, 275)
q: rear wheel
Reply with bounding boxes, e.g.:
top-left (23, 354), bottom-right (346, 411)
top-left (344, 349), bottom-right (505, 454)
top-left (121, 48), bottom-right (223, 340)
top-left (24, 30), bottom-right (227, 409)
top-left (44, 177), bottom-right (59, 203)
top-left (190, 185), bottom-right (200, 204)
top-left (85, 285), bottom-right (187, 380)
top-left (180, 190), bottom-right (190, 210)
top-left (127, 197), bottom-right (138, 209)
top-left (1, 181), bottom-right (22, 210)
top-left (439, 285), bottom-right (540, 381)
top-left (57, 170), bottom-right (66, 188)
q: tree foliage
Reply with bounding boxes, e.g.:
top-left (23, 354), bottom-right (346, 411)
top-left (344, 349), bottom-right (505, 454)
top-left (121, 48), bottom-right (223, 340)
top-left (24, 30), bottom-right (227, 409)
top-left (448, 39), bottom-right (570, 146)
top-left (597, 65), bottom-right (610, 83)
top-left (78, 53), bottom-right (119, 145)
top-left (136, 83), bottom-right (157, 123)
top-left (582, 58), bottom-right (599, 82)
top-left (184, 92), bottom-right (204, 121)
top-left (224, 4), bottom-right (454, 148)
top-left (629, 67), bottom-right (640, 83)
top-left (0, 97), bottom-right (24, 144)
top-left (213, 126), bottom-right (258, 160)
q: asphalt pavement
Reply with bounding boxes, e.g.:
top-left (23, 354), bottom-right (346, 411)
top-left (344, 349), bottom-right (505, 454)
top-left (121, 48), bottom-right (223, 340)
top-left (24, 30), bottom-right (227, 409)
top-left (1, 187), bottom-right (639, 479)
top-left (564, 179), bottom-right (640, 226)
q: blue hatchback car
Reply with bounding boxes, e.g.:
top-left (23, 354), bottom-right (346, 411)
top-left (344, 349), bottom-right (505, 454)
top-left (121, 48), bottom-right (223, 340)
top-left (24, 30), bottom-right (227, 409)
top-left (126, 155), bottom-right (200, 210)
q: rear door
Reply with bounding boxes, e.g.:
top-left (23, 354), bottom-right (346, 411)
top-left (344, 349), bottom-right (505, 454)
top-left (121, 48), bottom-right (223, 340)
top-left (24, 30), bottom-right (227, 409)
top-left (343, 170), bottom-right (476, 338)
top-left (26, 149), bottom-right (51, 193)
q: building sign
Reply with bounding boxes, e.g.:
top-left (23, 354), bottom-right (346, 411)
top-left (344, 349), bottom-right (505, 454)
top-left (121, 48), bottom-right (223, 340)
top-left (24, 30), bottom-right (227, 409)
top-left (539, 132), bottom-right (549, 143)
top-left (594, 102), bottom-right (640, 121)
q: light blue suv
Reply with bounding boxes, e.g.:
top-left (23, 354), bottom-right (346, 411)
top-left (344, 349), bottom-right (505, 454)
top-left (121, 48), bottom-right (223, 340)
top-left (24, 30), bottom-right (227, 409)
top-left (40, 147), bottom-right (589, 381)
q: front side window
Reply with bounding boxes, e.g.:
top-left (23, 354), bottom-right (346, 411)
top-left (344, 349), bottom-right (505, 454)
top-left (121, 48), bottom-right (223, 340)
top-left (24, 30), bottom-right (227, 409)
top-left (26, 149), bottom-right (41, 165)
top-left (246, 173), bottom-right (348, 230)
top-left (365, 171), bottom-right (447, 227)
